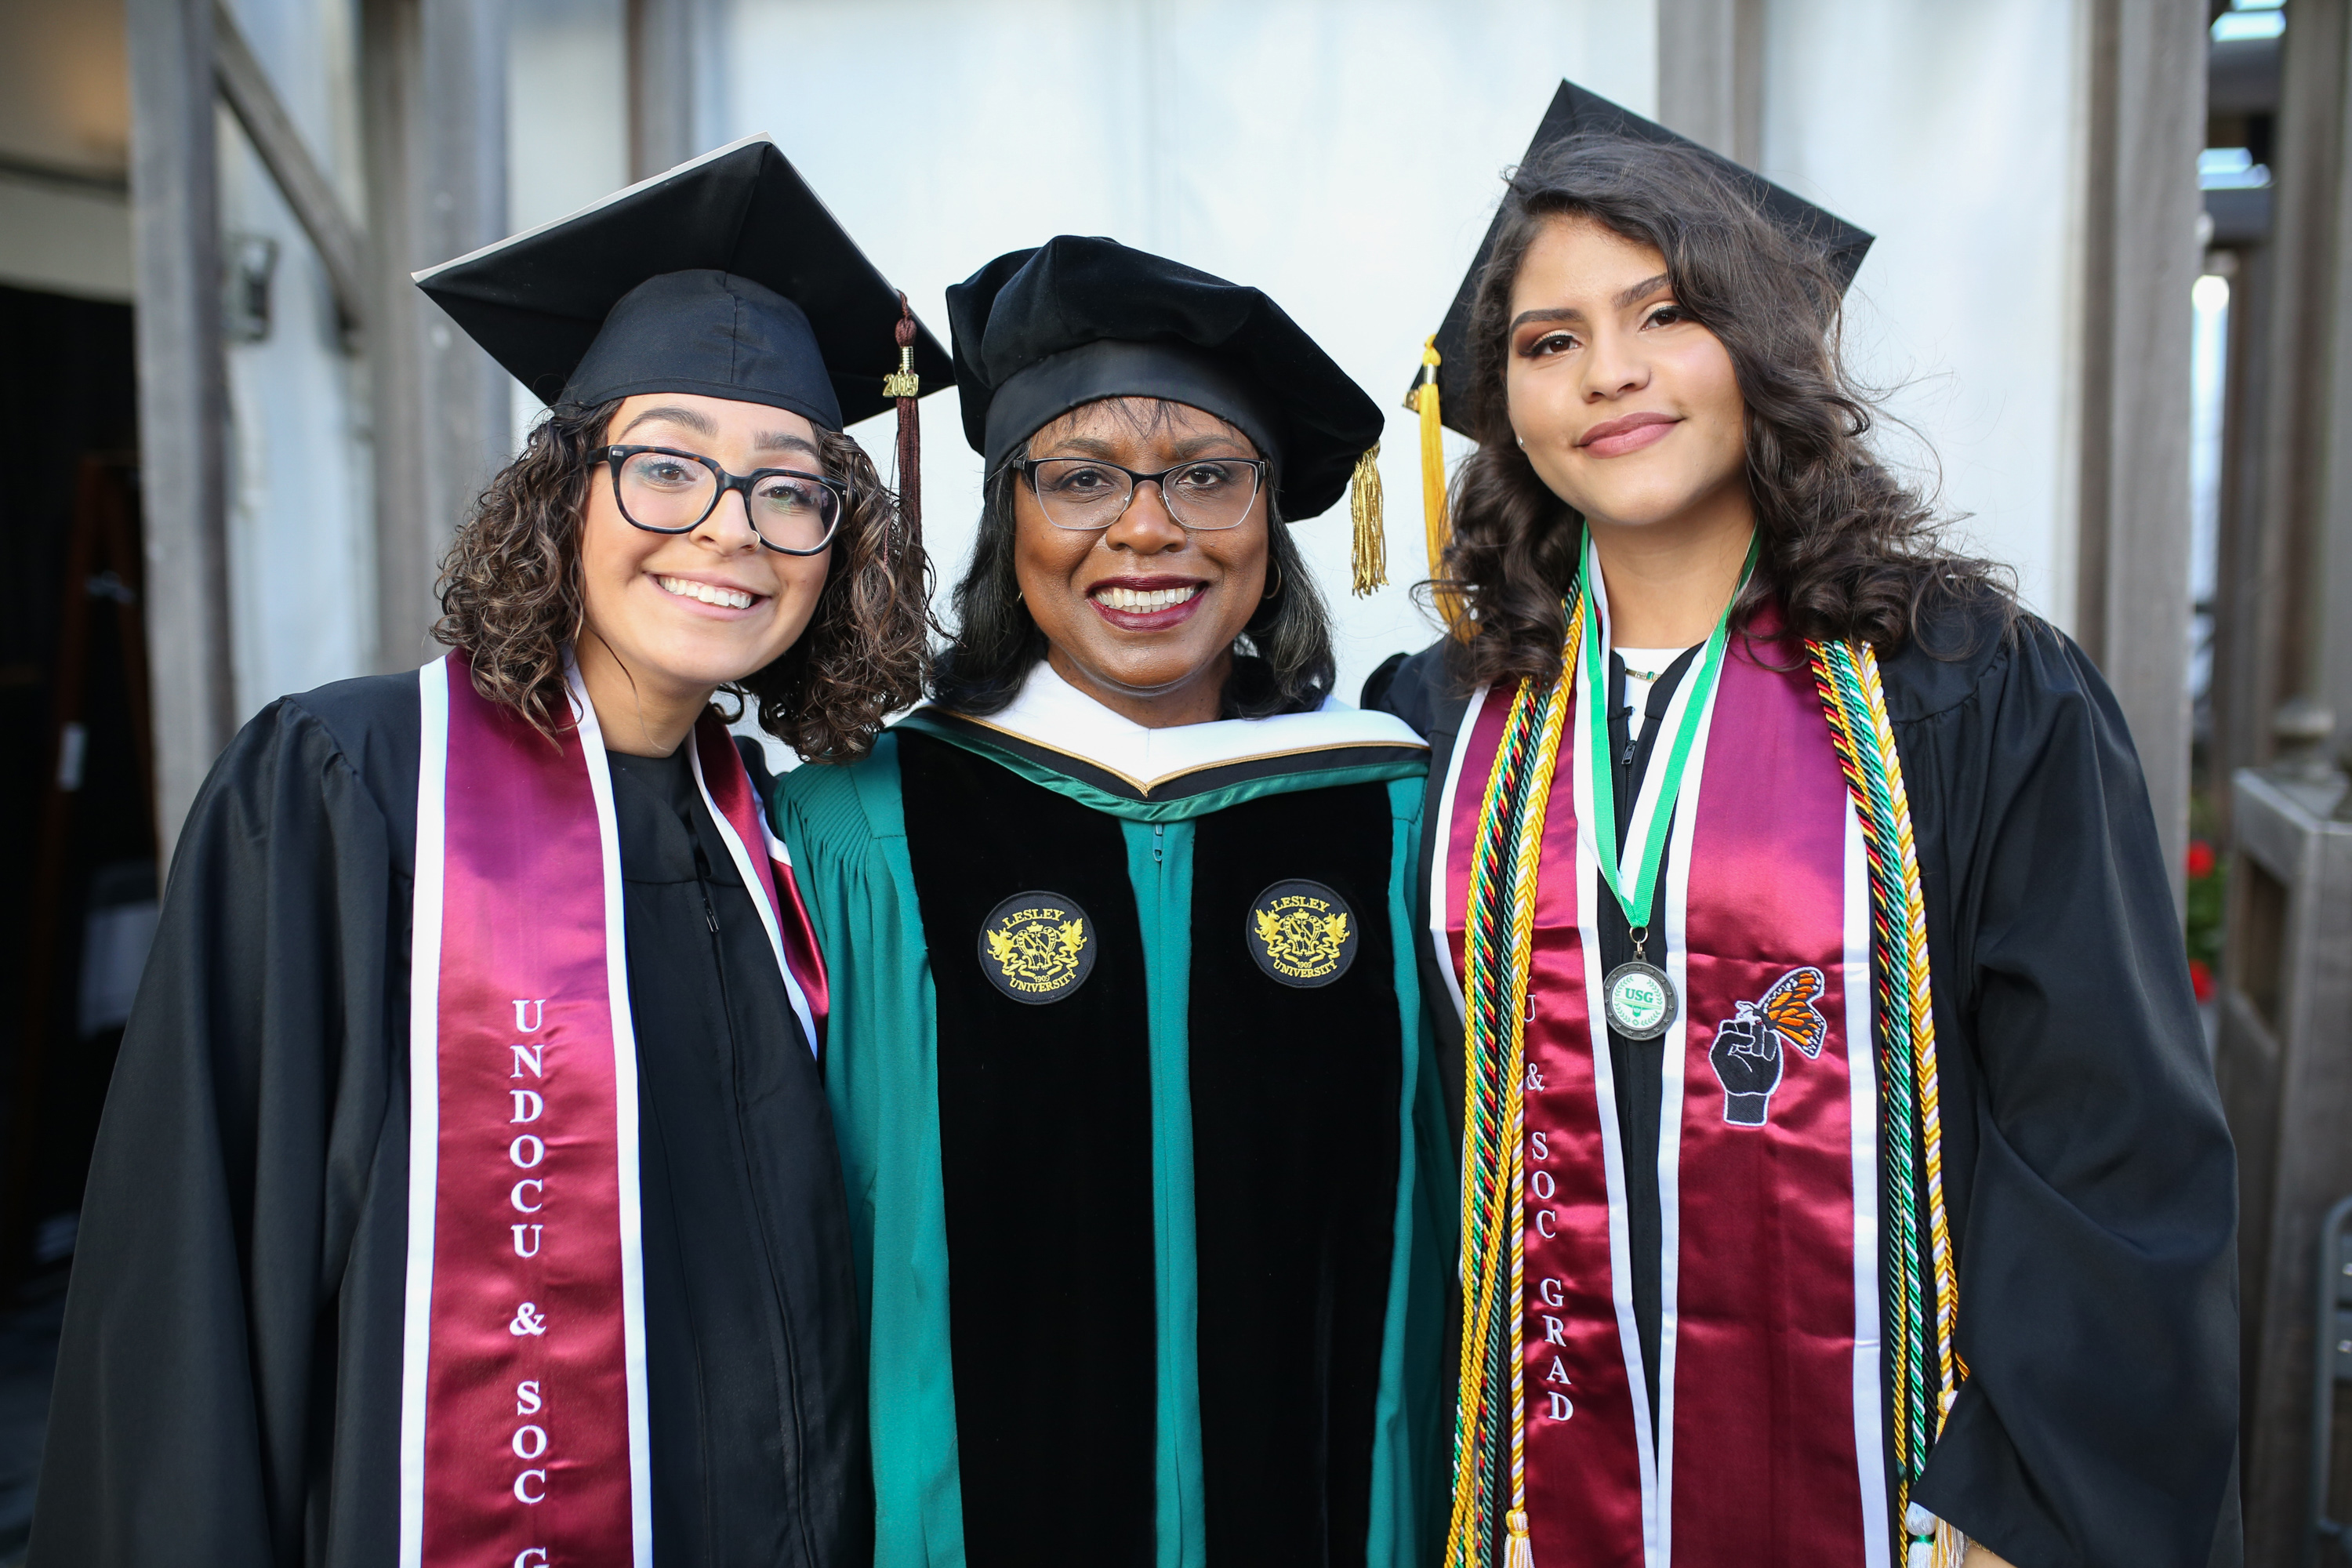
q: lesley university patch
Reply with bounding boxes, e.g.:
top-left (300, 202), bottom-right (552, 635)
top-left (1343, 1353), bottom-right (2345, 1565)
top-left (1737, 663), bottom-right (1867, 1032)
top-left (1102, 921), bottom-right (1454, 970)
top-left (978, 891), bottom-right (1097, 1004)
top-left (1247, 880), bottom-right (1358, 988)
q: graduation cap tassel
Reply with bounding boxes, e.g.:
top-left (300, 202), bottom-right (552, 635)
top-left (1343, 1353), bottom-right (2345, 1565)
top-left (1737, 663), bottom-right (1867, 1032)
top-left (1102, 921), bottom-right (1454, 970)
top-left (1407, 336), bottom-right (1468, 637)
top-left (882, 292), bottom-right (923, 554)
top-left (1348, 445), bottom-right (1385, 596)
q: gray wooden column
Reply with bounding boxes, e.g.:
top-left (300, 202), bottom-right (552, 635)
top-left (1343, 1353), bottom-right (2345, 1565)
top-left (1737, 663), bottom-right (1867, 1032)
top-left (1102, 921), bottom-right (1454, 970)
top-left (2073, 0), bottom-right (2207, 913)
top-left (1656, 0), bottom-right (1764, 166)
top-left (629, 0), bottom-right (705, 181)
top-left (125, 0), bottom-right (234, 866)
top-left (361, 0), bottom-right (511, 674)
top-left (2309, 5), bottom-right (2352, 766)
top-left (2252, 0), bottom-right (2350, 768)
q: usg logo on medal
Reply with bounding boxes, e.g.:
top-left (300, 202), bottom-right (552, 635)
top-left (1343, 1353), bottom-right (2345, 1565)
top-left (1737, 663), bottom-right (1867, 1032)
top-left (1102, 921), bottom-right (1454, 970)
top-left (1613, 971), bottom-right (1667, 1028)
top-left (978, 891), bottom-right (1097, 1004)
top-left (1603, 960), bottom-right (1676, 1040)
top-left (1247, 879), bottom-right (1359, 988)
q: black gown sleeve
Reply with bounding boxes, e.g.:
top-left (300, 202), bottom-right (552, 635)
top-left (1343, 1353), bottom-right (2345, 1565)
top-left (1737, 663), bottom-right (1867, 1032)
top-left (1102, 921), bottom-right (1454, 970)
top-left (1893, 613), bottom-right (2238, 1568)
top-left (29, 691), bottom-right (410, 1567)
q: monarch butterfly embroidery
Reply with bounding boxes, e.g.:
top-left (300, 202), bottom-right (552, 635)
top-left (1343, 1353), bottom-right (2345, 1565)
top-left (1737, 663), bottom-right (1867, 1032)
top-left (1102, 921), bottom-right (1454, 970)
top-left (1709, 966), bottom-right (1829, 1127)
top-left (1734, 966), bottom-right (1828, 1058)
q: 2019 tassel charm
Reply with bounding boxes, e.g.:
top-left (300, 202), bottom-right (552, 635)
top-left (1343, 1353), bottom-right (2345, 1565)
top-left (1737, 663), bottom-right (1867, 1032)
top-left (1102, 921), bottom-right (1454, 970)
top-left (883, 291), bottom-right (921, 554)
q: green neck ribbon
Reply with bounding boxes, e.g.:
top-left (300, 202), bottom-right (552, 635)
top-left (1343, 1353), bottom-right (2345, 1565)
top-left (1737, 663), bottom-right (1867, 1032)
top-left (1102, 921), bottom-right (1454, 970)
top-left (1578, 532), bottom-right (1759, 938)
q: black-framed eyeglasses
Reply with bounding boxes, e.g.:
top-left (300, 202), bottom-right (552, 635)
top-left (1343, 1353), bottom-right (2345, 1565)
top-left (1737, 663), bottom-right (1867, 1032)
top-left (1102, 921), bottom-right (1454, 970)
top-left (602, 445), bottom-right (846, 556)
top-left (1009, 456), bottom-right (1269, 533)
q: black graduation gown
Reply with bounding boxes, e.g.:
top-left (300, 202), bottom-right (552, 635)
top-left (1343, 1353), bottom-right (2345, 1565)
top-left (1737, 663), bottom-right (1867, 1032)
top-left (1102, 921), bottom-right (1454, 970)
top-left (1363, 601), bottom-right (2241, 1568)
top-left (27, 671), bottom-right (870, 1568)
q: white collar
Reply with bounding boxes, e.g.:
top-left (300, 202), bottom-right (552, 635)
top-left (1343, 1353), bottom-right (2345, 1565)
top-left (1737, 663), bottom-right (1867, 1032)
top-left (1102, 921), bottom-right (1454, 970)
top-left (930, 659), bottom-right (1425, 793)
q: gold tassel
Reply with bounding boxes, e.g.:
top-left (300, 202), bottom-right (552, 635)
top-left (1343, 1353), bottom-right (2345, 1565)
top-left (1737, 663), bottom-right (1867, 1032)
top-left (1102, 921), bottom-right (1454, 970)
top-left (1504, 1508), bottom-right (1535, 1568)
top-left (1407, 335), bottom-right (1468, 636)
top-left (1348, 443), bottom-right (1386, 596)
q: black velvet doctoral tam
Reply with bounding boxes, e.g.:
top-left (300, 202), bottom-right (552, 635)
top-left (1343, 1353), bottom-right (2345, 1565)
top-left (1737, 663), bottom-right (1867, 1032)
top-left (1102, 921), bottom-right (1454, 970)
top-left (946, 234), bottom-right (1381, 519)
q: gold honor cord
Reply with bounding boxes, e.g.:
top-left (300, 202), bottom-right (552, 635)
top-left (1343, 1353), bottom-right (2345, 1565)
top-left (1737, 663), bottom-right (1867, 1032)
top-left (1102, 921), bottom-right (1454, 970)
top-left (1809, 637), bottom-right (1963, 1566)
top-left (1447, 595), bottom-right (1584, 1568)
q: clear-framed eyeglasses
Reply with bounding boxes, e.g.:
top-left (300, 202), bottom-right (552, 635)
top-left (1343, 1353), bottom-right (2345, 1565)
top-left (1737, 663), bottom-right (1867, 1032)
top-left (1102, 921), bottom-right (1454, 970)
top-left (1011, 456), bottom-right (1269, 533)
top-left (601, 445), bottom-right (846, 556)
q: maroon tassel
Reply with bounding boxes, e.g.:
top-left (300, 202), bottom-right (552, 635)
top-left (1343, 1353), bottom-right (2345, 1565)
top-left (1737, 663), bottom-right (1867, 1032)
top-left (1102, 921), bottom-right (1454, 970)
top-left (882, 291), bottom-right (922, 556)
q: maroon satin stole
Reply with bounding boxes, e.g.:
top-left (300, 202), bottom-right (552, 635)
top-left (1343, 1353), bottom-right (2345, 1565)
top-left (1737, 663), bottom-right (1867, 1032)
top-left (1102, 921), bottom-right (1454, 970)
top-left (1436, 619), bottom-right (1886, 1568)
top-left (398, 653), bottom-right (826, 1568)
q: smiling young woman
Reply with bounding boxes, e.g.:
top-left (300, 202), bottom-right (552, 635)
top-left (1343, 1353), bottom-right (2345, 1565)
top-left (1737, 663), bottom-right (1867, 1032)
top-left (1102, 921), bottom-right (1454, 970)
top-left (441, 384), bottom-right (916, 762)
top-left (779, 236), bottom-right (1451, 1568)
top-left (32, 141), bottom-right (938, 1568)
top-left (1367, 92), bottom-right (2237, 1568)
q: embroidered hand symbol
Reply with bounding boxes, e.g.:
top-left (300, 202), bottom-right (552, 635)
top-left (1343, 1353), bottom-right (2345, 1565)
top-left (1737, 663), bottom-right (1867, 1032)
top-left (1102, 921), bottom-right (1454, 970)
top-left (1708, 1014), bottom-right (1781, 1127)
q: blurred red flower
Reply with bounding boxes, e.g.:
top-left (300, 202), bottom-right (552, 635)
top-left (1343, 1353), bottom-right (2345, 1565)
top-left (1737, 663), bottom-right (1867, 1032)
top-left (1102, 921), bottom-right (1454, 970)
top-left (2187, 840), bottom-right (2216, 880)
top-left (2189, 958), bottom-right (2214, 1004)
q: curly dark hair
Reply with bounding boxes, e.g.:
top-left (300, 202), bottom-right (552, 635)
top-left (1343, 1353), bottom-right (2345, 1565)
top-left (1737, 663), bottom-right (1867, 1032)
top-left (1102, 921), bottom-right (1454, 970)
top-left (434, 397), bottom-right (928, 760)
top-left (1439, 132), bottom-right (2012, 690)
top-left (930, 401), bottom-right (1336, 719)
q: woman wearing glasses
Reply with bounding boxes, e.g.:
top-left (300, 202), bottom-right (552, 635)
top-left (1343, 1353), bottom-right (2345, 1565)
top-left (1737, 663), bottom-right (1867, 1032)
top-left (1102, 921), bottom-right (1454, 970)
top-left (33, 141), bottom-right (937, 1568)
top-left (779, 236), bottom-right (1450, 1568)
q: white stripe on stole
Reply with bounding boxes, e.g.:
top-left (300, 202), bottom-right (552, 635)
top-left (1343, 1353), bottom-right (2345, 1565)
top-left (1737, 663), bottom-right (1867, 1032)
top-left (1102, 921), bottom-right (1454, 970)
top-left (561, 656), bottom-right (657, 1567)
top-left (1648, 621), bottom-right (1726, 1568)
top-left (398, 656), bottom-right (451, 1568)
top-left (685, 739), bottom-right (819, 1058)
top-left (1566, 620), bottom-right (1666, 1567)
top-left (1428, 681), bottom-right (1494, 1018)
top-left (1842, 797), bottom-right (1892, 1568)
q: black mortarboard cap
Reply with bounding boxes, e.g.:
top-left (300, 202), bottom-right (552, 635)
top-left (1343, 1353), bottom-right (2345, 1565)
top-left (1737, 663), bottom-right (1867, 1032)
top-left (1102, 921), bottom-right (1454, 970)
top-left (1414, 80), bottom-right (1874, 433)
top-left (946, 236), bottom-right (1383, 522)
top-left (414, 135), bottom-right (951, 430)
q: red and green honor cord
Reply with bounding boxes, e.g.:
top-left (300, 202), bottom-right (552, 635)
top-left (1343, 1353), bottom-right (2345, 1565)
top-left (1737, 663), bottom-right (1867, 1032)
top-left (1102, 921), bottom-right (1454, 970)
top-left (1582, 535), bottom-right (1757, 1040)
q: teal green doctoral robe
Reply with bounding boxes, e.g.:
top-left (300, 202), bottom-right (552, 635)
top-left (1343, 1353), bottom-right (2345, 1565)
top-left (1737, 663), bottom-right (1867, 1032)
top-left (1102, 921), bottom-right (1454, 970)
top-left (776, 666), bottom-right (1454, 1568)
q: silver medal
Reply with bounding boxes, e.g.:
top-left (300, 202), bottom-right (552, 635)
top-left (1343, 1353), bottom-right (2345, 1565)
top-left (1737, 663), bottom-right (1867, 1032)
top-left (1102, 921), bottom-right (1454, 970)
top-left (1602, 959), bottom-right (1677, 1040)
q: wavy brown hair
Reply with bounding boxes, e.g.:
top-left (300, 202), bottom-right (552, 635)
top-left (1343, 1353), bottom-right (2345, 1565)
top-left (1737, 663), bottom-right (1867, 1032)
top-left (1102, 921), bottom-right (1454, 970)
top-left (1439, 132), bottom-right (2011, 690)
top-left (434, 397), bottom-right (928, 760)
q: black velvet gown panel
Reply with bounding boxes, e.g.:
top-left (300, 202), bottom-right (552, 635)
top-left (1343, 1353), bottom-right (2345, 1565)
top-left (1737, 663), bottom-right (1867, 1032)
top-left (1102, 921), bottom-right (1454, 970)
top-left (30, 673), bottom-right (869, 1568)
top-left (1186, 783), bottom-right (1401, 1567)
top-left (1361, 600), bottom-right (2241, 1568)
top-left (604, 746), bottom-right (869, 1568)
top-left (896, 731), bottom-right (1157, 1568)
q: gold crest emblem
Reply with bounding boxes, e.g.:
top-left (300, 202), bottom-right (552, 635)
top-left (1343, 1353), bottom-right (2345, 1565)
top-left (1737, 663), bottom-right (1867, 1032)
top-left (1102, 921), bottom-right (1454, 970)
top-left (978, 891), bottom-right (1097, 1004)
top-left (1245, 880), bottom-right (1359, 988)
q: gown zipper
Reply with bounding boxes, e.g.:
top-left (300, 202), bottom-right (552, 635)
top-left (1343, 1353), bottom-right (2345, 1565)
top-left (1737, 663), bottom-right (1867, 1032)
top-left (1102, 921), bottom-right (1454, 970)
top-left (690, 828), bottom-right (816, 1560)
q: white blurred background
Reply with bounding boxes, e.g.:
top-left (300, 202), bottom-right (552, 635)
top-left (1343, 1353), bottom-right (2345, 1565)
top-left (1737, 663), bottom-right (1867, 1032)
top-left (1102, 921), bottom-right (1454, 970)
top-left (505, 0), bottom-right (2082, 718)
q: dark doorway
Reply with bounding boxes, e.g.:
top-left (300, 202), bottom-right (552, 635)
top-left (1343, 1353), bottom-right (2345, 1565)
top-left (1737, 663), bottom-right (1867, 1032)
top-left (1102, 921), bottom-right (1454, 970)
top-left (0, 280), bottom-right (147, 1557)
